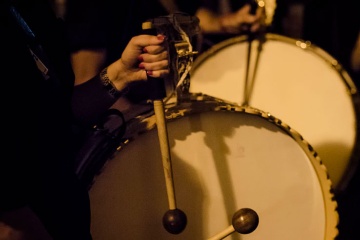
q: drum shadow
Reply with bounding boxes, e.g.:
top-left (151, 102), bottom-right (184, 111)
top-left (314, 141), bottom-right (359, 193)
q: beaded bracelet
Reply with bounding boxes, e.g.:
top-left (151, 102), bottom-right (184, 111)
top-left (100, 67), bottom-right (127, 98)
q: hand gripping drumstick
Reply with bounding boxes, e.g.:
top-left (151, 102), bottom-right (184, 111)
top-left (207, 208), bottom-right (259, 240)
top-left (143, 21), bottom-right (187, 235)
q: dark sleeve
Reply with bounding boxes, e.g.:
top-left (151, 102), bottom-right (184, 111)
top-left (71, 75), bottom-right (119, 127)
top-left (1, 0), bottom-right (75, 212)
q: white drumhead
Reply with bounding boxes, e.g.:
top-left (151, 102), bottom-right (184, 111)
top-left (88, 100), bottom-right (338, 240)
top-left (189, 33), bottom-right (360, 192)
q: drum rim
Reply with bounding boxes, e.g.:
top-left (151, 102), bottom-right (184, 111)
top-left (190, 33), bottom-right (360, 194)
top-left (103, 96), bottom-right (339, 240)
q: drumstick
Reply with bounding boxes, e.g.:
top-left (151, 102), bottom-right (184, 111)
top-left (143, 20), bottom-right (187, 234)
top-left (153, 100), bottom-right (176, 209)
top-left (142, 22), bottom-right (177, 208)
top-left (243, 1), bottom-right (258, 106)
top-left (153, 100), bottom-right (187, 234)
top-left (243, 1), bottom-right (266, 105)
top-left (207, 208), bottom-right (259, 240)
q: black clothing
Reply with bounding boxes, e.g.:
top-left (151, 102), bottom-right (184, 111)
top-left (1, 0), bottom-right (92, 239)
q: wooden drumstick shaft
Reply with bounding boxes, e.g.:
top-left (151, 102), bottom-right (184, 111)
top-left (153, 99), bottom-right (177, 210)
top-left (207, 225), bottom-right (234, 240)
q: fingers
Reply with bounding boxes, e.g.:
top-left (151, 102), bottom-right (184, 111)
top-left (145, 68), bottom-right (170, 78)
top-left (138, 57), bottom-right (169, 78)
top-left (140, 47), bottom-right (167, 62)
top-left (143, 43), bottom-right (166, 54)
top-left (237, 5), bottom-right (260, 24)
top-left (122, 33), bottom-right (169, 77)
top-left (138, 40), bottom-right (169, 79)
top-left (131, 34), bottom-right (166, 48)
top-left (233, 4), bottom-right (263, 33)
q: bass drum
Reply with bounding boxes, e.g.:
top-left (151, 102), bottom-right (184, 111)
top-left (87, 98), bottom-right (338, 240)
top-left (189, 33), bottom-right (360, 193)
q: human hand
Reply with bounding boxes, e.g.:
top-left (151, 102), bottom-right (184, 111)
top-left (107, 34), bottom-right (169, 91)
top-left (219, 4), bottom-right (264, 34)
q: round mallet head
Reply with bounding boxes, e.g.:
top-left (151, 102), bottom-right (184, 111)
top-left (232, 208), bottom-right (259, 234)
top-left (162, 208), bottom-right (187, 234)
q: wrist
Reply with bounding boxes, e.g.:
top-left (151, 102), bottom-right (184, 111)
top-left (100, 67), bottom-right (129, 98)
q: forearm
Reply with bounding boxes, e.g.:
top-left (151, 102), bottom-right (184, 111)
top-left (71, 74), bottom-right (121, 127)
top-left (71, 34), bottom-right (168, 127)
top-left (196, 4), bottom-right (262, 35)
top-left (70, 49), bottom-right (127, 127)
top-left (195, 8), bottom-right (224, 34)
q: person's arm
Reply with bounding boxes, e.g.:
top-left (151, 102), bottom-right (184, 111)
top-left (71, 48), bottom-right (107, 85)
top-left (71, 34), bottom-right (168, 127)
top-left (195, 4), bottom-right (263, 34)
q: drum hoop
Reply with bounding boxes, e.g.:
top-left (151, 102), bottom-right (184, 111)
top-left (108, 95), bottom-right (339, 240)
top-left (190, 33), bottom-right (360, 194)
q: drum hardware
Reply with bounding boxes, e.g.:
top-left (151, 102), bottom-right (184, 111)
top-left (173, 41), bottom-right (198, 102)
